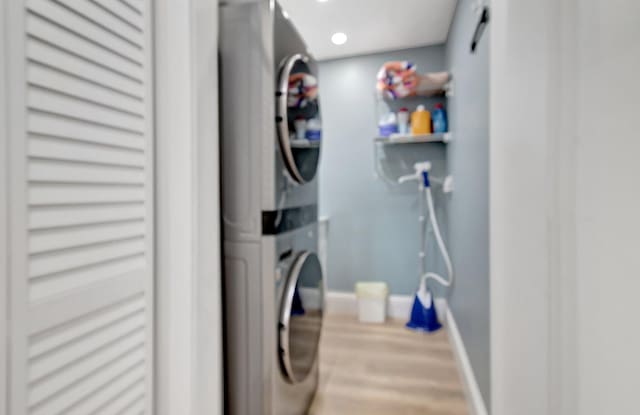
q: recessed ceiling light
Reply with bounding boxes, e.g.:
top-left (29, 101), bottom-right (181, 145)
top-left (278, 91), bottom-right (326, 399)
top-left (331, 32), bottom-right (347, 45)
top-left (282, 10), bottom-right (290, 19)
top-left (317, 0), bottom-right (329, 2)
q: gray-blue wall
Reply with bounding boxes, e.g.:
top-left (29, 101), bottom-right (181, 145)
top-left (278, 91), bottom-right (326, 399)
top-left (445, 0), bottom-right (491, 407)
top-left (318, 45), bottom-right (449, 296)
top-left (317, 5), bottom-right (490, 406)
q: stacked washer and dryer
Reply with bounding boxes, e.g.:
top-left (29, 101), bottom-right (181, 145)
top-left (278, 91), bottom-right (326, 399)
top-left (220, 1), bottom-right (325, 414)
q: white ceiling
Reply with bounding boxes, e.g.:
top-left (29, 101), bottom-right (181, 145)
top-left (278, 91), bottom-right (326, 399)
top-left (278, 0), bottom-right (458, 61)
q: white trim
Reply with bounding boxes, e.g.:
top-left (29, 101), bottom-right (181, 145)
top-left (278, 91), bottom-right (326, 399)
top-left (299, 288), bottom-right (323, 311)
top-left (325, 291), bottom-right (446, 322)
top-left (6, 1), bottom-right (28, 411)
top-left (490, 1), bottom-right (567, 413)
top-left (325, 291), bottom-right (358, 316)
top-left (445, 307), bottom-right (489, 415)
top-left (154, 1), bottom-right (222, 414)
top-left (142, 1), bottom-right (156, 412)
top-left (387, 294), bottom-right (413, 319)
top-left (192, 2), bottom-right (223, 415)
top-left (318, 216), bottom-right (329, 296)
top-left (0, 0), bottom-right (8, 410)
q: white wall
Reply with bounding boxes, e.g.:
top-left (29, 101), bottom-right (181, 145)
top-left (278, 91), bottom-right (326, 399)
top-left (491, 0), bottom-right (640, 414)
top-left (155, 0), bottom-right (223, 414)
top-left (490, 1), bottom-right (556, 412)
top-left (317, 46), bottom-right (448, 296)
top-left (574, 1), bottom-right (640, 413)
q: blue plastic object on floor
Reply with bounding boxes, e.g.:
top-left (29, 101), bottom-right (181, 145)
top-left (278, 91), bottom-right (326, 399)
top-left (406, 285), bottom-right (442, 333)
top-left (291, 285), bottom-right (306, 316)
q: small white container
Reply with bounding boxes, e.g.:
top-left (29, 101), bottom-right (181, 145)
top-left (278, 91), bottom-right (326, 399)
top-left (355, 282), bottom-right (389, 324)
top-left (294, 118), bottom-right (307, 140)
top-left (397, 108), bottom-right (410, 134)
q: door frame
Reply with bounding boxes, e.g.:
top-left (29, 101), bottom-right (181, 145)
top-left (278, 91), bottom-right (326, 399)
top-left (490, 0), bottom-right (578, 413)
top-left (1, 0), bottom-right (8, 411)
top-left (154, 0), bottom-right (223, 414)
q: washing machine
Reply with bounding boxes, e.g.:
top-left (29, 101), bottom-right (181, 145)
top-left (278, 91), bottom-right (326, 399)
top-left (219, 1), bottom-right (324, 414)
top-left (223, 223), bottom-right (324, 415)
top-left (272, 223), bottom-right (324, 415)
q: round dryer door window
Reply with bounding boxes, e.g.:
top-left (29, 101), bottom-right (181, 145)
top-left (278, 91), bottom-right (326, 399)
top-left (276, 54), bottom-right (322, 184)
top-left (279, 252), bottom-right (324, 384)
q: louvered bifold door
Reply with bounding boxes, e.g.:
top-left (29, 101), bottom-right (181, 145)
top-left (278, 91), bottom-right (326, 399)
top-left (6, 0), bottom-right (155, 414)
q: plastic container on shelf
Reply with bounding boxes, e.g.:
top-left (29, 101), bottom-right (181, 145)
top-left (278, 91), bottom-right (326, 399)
top-left (397, 107), bottom-right (410, 134)
top-left (355, 282), bottom-right (389, 323)
top-left (411, 105), bottom-right (432, 135)
top-left (305, 118), bottom-right (322, 141)
top-left (432, 103), bottom-right (448, 133)
top-left (378, 112), bottom-right (398, 137)
top-left (294, 117), bottom-right (307, 140)
top-left (376, 61), bottom-right (450, 100)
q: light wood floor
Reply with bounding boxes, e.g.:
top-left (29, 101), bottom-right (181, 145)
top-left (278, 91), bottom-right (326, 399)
top-left (308, 315), bottom-right (468, 415)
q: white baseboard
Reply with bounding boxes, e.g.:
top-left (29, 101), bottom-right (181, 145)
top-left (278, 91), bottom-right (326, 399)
top-left (325, 291), bottom-right (487, 415)
top-left (325, 291), bottom-right (445, 322)
top-left (299, 287), bottom-right (322, 310)
top-left (444, 307), bottom-right (489, 415)
top-left (325, 291), bottom-right (417, 319)
top-left (388, 294), bottom-right (413, 319)
top-left (325, 291), bottom-right (359, 315)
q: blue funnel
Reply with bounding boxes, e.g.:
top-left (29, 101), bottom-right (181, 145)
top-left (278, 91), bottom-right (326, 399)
top-left (406, 286), bottom-right (442, 332)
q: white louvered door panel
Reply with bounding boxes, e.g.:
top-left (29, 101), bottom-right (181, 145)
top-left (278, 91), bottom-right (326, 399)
top-left (6, 0), bottom-right (154, 413)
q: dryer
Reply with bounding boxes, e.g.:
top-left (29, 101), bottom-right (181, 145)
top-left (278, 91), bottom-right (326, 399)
top-left (219, 1), bottom-right (324, 414)
top-left (220, 0), bottom-right (322, 244)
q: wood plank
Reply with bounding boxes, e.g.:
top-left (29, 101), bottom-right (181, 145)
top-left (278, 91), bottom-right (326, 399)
top-left (309, 315), bottom-right (468, 415)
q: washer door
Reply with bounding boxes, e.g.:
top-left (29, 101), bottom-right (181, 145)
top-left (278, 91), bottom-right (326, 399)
top-left (276, 54), bottom-right (322, 184)
top-left (278, 252), bottom-right (324, 384)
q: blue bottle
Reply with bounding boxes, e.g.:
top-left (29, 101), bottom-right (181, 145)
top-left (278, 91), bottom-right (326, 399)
top-left (432, 103), bottom-right (448, 133)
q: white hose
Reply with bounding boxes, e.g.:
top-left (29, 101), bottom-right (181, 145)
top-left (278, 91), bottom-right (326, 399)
top-left (422, 187), bottom-right (454, 287)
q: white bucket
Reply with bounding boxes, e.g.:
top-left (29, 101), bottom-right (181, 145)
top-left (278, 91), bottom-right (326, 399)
top-left (355, 282), bottom-right (389, 323)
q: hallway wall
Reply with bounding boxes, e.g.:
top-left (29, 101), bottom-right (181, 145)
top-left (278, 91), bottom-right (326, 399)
top-left (573, 1), bottom-right (640, 413)
top-left (318, 46), bottom-right (449, 296)
top-left (445, 0), bottom-right (491, 408)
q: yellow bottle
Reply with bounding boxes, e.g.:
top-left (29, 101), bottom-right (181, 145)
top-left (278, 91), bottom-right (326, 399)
top-left (411, 105), bottom-right (432, 135)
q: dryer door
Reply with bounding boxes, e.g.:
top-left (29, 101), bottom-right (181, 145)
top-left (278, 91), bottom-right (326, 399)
top-left (278, 251), bottom-right (324, 384)
top-left (276, 54), bottom-right (322, 184)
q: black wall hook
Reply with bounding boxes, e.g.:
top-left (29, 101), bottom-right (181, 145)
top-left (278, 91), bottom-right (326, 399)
top-left (471, 6), bottom-right (490, 53)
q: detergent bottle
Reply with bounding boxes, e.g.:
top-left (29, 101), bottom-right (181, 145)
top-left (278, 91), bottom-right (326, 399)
top-left (411, 105), bottom-right (432, 135)
top-left (432, 103), bottom-right (448, 133)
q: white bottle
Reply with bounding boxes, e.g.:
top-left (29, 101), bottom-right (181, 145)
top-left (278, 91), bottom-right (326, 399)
top-left (397, 108), bottom-right (410, 135)
top-left (305, 118), bottom-right (322, 141)
top-left (294, 117), bottom-right (307, 140)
